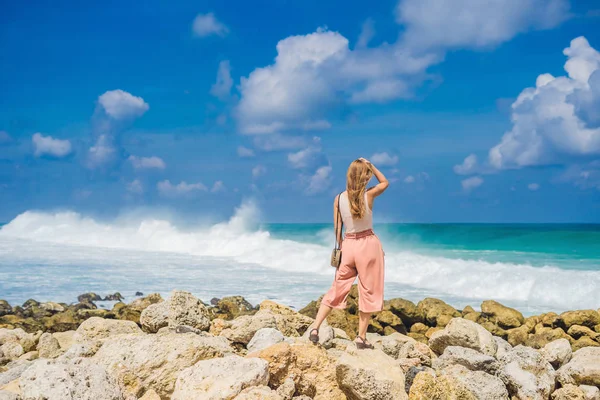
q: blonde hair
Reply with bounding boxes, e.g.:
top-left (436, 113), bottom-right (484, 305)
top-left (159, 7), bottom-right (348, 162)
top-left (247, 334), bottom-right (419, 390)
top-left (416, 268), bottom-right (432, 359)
top-left (346, 159), bottom-right (373, 219)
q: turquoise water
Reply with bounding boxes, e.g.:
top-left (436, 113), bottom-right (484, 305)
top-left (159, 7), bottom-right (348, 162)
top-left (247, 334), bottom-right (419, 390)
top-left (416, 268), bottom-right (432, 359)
top-left (0, 210), bottom-right (599, 313)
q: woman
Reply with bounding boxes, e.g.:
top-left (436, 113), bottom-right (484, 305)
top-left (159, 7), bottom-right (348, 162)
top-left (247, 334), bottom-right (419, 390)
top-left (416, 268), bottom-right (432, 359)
top-left (309, 157), bottom-right (389, 349)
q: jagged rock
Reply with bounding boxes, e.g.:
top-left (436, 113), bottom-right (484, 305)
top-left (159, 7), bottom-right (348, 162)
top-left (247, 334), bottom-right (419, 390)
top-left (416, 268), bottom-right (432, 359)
top-left (432, 346), bottom-right (500, 374)
top-left (250, 342), bottom-right (345, 399)
top-left (0, 302), bottom-right (12, 318)
top-left (210, 318), bottom-right (233, 336)
top-left (0, 390), bottom-right (20, 400)
top-left (0, 329), bottom-right (35, 353)
top-left (140, 301), bottom-right (169, 333)
top-left (398, 340), bottom-right (435, 367)
top-left (375, 310), bottom-right (407, 333)
top-left (38, 302), bottom-right (64, 313)
top-left (386, 298), bottom-right (424, 327)
top-left (542, 312), bottom-right (560, 327)
top-left (247, 328), bottom-right (285, 353)
top-left (494, 336), bottom-right (512, 359)
top-left (551, 384), bottom-right (587, 400)
top-left (497, 345), bottom-right (556, 400)
top-left (73, 317), bottom-right (142, 343)
top-left (171, 355), bottom-right (269, 400)
top-left (235, 385), bottom-right (284, 400)
top-left (77, 293), bottom-right (103, 303)
top-left (326, 309), bottom-right (359, 339)
top-left (425, 327), bottom-right (443, 339)
top-left (52, 331), bottom-right (74, 351)
top-left (94, 332), bottom-right (232, 397)
top-left (579, 385), bottom-right (600, 400)
top-left (36, 333), bottom-right (63, 359)
top-left (507, 324), bottom-right (531, 347)
top-left (526, 327), bottom-right (574, 349)
top-left (408, 369), bottom-right (476, 399)
top-left (111, 294), bottom-right (162, 324)
top-left (0, 360), bottom-right (33, 386)
top-left (103, 292), bottom-right (124, 301)
top-left (138, 389), bottom-right (161, 400)
top-left (429, 318), bottom-right (497, 356)
top-left (481, 300), bottom-right (524, 329)
top-left (568, 325), bottom-right (600, 340)
top-left (410, 323), bottom-right (428, 335)
top-left (417, 298), bottom-right (460, 327)
top-left (19, 358), bottom-right (122, 400)
top-left (43, 309), bottom-right (79, 332)
top-left (336, 346), bottom-right (408, 400)
top-left (442, 364), bottom-right (509, 399)
top-left (540, 339), bottom-right (572, 369)
top-left (276, 377), bottom-right (296, 400)
top-left (216, 296), bottom-right (255, 319)
top-left (572, 337), bottom-right (600, 351)
top-left (0, 344), bottom-right (22, 361)
top-left (302, 321), bottom-right (334, 349)
top-left (367, 332), bottom-right (415, 359)
top-left (559, 311), bottom-right (600, 330)
top-left (557, 347), bottom-right (600, 387)
top-left (259, 301), bottom-right (314, 337)
top-left (404, 366), bottom-right (434, 393)
top-left (168, 290), bottom-right (211, 331)
top-left (221, 312), bottom-right (277, 345)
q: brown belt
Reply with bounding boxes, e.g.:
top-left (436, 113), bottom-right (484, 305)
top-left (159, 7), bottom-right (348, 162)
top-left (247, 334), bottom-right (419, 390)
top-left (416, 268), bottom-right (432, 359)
top-left (344, 229), bottom-right (374, 239)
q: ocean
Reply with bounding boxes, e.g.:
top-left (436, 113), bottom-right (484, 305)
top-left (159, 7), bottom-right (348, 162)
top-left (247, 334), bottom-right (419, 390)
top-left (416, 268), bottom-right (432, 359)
top-left (0, 201), bottom-right (599, 315)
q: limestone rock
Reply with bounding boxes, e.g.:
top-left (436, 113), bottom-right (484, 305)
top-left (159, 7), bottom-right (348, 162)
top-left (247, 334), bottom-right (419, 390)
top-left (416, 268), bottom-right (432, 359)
top-left (429, 318), bottom-right (497, 356)
top-left (386, 298), bottom-right (424, 326)
top-left (494, 336), bottom-right (512, 359)
top-left (579, 385), bottom-right (600, 400)
top-left (481, 300), bottom-right (524, 329)
top-left (540, 339), bottom-right (572, 369)
top-left (74, 317), bottom-right (142, 343)
top-left (52, 331), bottom-right (75, 351)
top-left (235, 386), bottom-right (284, 400)
top-left (247, 328), bottom-right (285, 353)
top-left (19, 358), bottom-right (122, 400)
top-left (139, 301), bottom-right (169, 333)
top-left (0, 344), bottom-right (22, 361)
top-left (417, 298), bottom-right (460, 327)
top-left (408, 369), bottom-right (477, 399)
top-left (368, 332), bottom-right (415, 359)
top-left (551, 384), bottom-right (587, 400)
top-left (276, 377), bottom-right (296, 400)
top-left (507, 324), bottom-right (531, 347)
top-left (526, 327), bottom-right (574, 349)
top-left (259, 302), bottom-right (314, 337)
top-left (336, 347), bottom-right (408, 400)
top-left (36, 333), bottom-right (63, 359)
top-left (497, 345), bottom-right (556, 400)
top-left (559, 311), bottom-right (600, 330)
top-left (138, 389), bottom-right (161, 400)
top-left (0, 301), bottom-right (12, 318)
top-left (221, 312), bottom-right (277, 345)
top-left (398, 340), bottom-right (435, 367)
top-left (557, 347), bottom-right (600, 387)
top-left (250, 342), bottom-right (345, 399)
top-left (442, 364), bottom-right (509, 400)
top-left (0, 360), bottom-right (33, 386)
top-left (210, 318), bottom-right (233, 336)
top-left (216, 296), bottom-right (255, 320)
top-left (0, 329), bottom-right (35, 353)
top-left (568, 325), bottom-right (600, 340)
top-left (376, 310), bottom-right (407, 333)
top-left (171, 355), bottom-right (269, 400)
top-left (302, 321), bottom-right (334, 349)
top-left (572, 337), bottom-right (600, 351)
top-left (0, 391), bottom-right (20, 400)
top-left (410, 323), bottom-right (428, 335)
top-left (93, 332), bottom-right (233, 397)
top-left (433, 346), bottom-right (500, 374)
top-left (168, 290), bottom-right (211, 331)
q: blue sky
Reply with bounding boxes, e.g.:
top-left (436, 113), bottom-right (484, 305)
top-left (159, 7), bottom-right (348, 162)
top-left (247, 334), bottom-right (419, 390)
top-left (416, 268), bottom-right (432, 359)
top-left (1, 0), bottom-right (600, 223)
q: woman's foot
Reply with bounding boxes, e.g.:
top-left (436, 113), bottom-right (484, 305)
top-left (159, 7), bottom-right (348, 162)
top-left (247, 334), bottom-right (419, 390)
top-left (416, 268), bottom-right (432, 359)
top-left (309, 328), bottom-right (319, 344)
top-left (354, 335), bottom-right (374, 349)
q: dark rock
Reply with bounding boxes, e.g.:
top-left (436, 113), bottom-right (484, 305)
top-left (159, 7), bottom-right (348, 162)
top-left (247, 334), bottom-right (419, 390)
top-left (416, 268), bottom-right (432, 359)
top-left (77, 293), bottom-right (102, 303)
top-left (210, 297), bottom-right (220, 306)
top-left (215, 296), bottom-right (255, 320)
top-left (43, 309), bottom-right (79, 332)
top-left (385, 298), bottom-right (424, 327)
top-left (299, 300), bottom-right (319, 319)
top-left (0, 300), bottom-right (12, 317)
top-left (135, 292), bottom-right (143, 296)
top-left (21, 299), bottom-right (39, 309)
top-left (103, 292), bottom-right (124, 301)
top-left (416, 298), bottom-right (460, 327)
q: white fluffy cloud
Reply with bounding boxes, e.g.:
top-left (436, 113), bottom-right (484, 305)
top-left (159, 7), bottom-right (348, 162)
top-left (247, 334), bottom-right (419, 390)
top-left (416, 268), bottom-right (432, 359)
top-left (126, 179), bottom-right (144, 194)
top-left (235, 0), bottom-right (569, 135)
top-left (128, 155), bottom-right (166, 170)
top-left (371, 152), bottom-right (399, 166)
top-left (87, 135), bottom-right (117, 169)
top-left (453, 154), bottom-right (478, 175)
top-left (237, 146), bottom-right (255, 157)
top-left (157, 180), bottom-right (207, 197)
top-left (461, 176), bottom-right (484, 191)
top-left (306, 165), bottom-right (333, 194)
top-left (488, 37), bottom-right (600, 170)
top-left (98, 90), bottom-right (149, 120)
top-left (32, 133), bottom-right (72, 158)
top-left (287, 137), bottom-right (326, 169)
top-left (210, 60), bottom-right (233, 100)
top-left (192, 13), bottom-right (229, 38)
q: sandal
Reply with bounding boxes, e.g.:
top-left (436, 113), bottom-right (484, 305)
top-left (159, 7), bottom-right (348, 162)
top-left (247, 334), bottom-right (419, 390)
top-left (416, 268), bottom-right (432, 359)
top-left (355, 336), bottom-right (374, 349)
top-left (309, 328), bottom-right (319, 344)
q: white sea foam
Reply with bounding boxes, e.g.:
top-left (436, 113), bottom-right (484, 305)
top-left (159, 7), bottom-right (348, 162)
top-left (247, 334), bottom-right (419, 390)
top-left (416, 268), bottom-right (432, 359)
top-left (1, 201), bottom-right (599, 311)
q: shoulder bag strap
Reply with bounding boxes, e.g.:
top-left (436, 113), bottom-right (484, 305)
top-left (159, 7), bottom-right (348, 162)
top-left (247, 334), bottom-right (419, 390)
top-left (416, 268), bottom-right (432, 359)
top-left (335, 192), bottom-right (344, 249)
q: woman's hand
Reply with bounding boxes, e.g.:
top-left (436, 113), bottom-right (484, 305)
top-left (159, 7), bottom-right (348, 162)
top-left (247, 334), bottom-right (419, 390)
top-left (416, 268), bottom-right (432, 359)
top-left (359, 157), bottom-right (372, 168)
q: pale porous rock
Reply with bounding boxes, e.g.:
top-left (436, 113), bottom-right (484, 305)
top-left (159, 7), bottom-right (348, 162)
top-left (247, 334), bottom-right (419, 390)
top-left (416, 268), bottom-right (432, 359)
top-left (557, 347), bottom-right (600, 387)
top-left (168, 290), bottom-right (211, 331)
top-left (0, 360), bottom-right (32, 386)
top-left (250, 342), bottom-right (346, 400)
top-left (210, 318), bottom-right (233, 336)
top-left (409, 370), bottom-right (477, 399)
top-left (0, 391), bottom-right (19, 400)
top-left (19, 358), bottom-right (122, 400)
top-left (579, 385), bottom-right (600, 400)
top-left (432, 346), bottom-right (500, 375)
top-left (330, 338), bottom-right (353, 351)
top-left (276, 377), bottom-right (296, 400)
top-left (259, 301), bottom-right (313, 337)
top-left (221, 312), bottom-right (278, 345)
top-left (335, 346), bottom-right (408, 400)
top-left (52, 330), bottom-right (75, 351)
top-left (367, 332), bottom-right (415, 359)
top-left (234, 385), bottom-right (284, 400)
top-left (551, 384), bottom-right (587, 400)
top-left (540, 338), bottom-right (573, 369)
top-left (302, 321), bottom-right (334, 349)
top-left (93, 332), bottom-right (233, 398)
top-left (0, 329), bottom-right (35, 353)
top-left (58, 341), bottom-right (103, 361)
top-left (497, 345), bottom-right (556, 400)
top-left (36, 333), bottom-right (63, 359)
top-left (494, 336), bottom-right (513, 359)
top-left (0, 344), bottom-right (22, 361)
top-left (398, 340), bottom-right (435, 367)
top-left (247, 328), bottom-right (285, 353)
top-left (333, 328), bottom-right (350, 340)
top-left (442, 364), bottom-right (509, 400)
top-left (139, 301), bottom-right (169, 333)
top-left (138, 389), bottom-right (161, 400)
top-left (171, 355), bottom-right (269, 400)
top-left (73, 317), bottom-right (142, 343)
top-left (18, 352), bottom-right (37, 362)
top-left (429, 318), bottom-right (497, 356)
top-left (481, 300), bottom-right (524, 329)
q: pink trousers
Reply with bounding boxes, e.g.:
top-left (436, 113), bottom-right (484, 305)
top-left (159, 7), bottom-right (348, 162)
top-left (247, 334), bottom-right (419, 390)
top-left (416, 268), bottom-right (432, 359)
top-left (321, 230), bottom-right (385, 313)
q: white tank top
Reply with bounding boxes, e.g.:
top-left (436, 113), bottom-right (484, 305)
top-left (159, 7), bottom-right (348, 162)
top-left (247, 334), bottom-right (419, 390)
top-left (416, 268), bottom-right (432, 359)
top-left (339, 191), bottom-right (373, 233)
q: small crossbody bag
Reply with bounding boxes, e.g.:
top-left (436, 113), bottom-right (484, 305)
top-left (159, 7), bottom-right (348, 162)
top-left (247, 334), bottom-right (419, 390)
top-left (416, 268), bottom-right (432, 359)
top-left (330, 193), bottom-right (344, 268)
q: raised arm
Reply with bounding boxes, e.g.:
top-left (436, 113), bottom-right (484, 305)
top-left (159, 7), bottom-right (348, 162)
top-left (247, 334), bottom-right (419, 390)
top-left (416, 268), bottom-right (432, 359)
top-left (359, 158), bottom-right (389, 200)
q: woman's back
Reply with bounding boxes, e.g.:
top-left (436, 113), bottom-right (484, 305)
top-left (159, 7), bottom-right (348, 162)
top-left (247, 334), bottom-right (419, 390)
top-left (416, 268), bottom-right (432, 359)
top-left (339, 191), bottom-right (372, 233)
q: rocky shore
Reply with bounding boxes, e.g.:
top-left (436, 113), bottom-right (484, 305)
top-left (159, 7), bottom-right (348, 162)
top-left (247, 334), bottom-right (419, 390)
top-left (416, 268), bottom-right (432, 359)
top-left (0, 288), bottom-right (599, 399)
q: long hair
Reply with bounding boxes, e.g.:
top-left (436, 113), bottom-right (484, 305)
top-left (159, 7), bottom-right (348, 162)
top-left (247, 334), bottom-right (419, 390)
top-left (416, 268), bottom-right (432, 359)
top-left (346, 159), bottom-right (373, 219)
